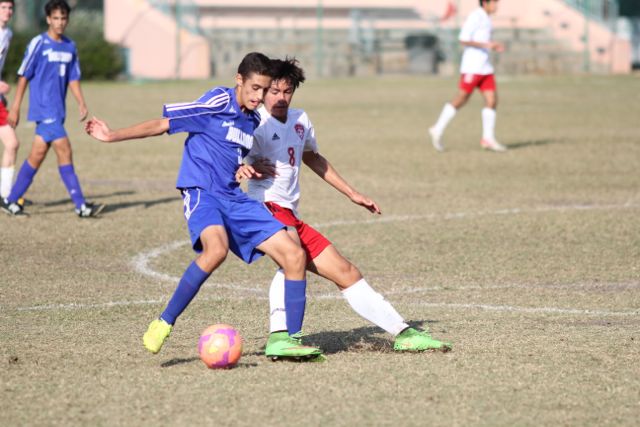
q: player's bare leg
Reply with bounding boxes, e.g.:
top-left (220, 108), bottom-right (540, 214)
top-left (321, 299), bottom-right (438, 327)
top-left (430, 90), bottom-right (471, 152)
top-left (479, 90), bottom-right (506, 152)
top-left (0, 125), bottom-right (19, 199)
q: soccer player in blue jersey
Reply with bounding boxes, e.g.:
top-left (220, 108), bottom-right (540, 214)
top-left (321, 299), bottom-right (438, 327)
top-left (85, 52), bottom-right (321, 358)
top-left (1, 0), bottom-right (103, 217)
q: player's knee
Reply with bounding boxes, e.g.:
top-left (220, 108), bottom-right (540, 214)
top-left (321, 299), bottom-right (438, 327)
top-left (200, 245), bottom-right (227, 270)
top-left (284, 245), bottom-right (306, 272)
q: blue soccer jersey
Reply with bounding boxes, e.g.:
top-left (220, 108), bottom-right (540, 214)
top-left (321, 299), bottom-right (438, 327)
top-left (18, 33), bottom-right (81, 122)
top-left (163, 87), bottom-right (260, 198)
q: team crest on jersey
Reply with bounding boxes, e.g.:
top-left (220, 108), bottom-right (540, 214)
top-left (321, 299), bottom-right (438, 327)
top-left (294, 124), bottom-right (304, 141)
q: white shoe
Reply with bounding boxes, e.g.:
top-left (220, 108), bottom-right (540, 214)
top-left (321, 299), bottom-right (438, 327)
top-left (428, 127), bottom-right (444, 152)
top-left (480, 138), bottom-right (507, 152)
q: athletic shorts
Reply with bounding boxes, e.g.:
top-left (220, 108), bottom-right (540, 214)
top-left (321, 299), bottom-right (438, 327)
top-left (36, 119), bottom-right (67, 143)
top-left (0, 101), bottom-right (8, 126)
top-left (459, 74), bottom-right (496, 94)
top-left (264, 201), bottom-right (331, 262)
top-left (181, 188), bottom-right (285, 264)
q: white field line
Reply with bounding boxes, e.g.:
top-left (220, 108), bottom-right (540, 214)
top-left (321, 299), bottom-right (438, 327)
top-left (7, 201), bottom-right (639, 317)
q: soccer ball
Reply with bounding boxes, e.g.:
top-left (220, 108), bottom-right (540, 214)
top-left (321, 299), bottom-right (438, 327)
top-left (198, 324), bottom-right (242, 369)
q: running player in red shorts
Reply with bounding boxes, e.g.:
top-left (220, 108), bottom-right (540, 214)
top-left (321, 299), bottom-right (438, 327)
top-left (429, 0), bottom-right (506, 152)
top-left (238, 58), bottom-right (451, 357)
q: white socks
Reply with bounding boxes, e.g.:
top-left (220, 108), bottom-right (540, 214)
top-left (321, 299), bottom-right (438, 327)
top-left (482, 107), bottom-right (497, 141)
top-left (0, 166), bottom-right (14, 199)
top-left (268, 269), bottom-right (287, 333)
top-left (432, 103), bottom-right (457, 135)
top-left (268, 272), bottom-right (409, 336)
top-left (341, 279), bottom-right (408, 336)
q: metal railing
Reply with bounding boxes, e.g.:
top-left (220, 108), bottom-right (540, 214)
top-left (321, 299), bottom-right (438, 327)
top-left (562, 0), bottom-right (619, 29)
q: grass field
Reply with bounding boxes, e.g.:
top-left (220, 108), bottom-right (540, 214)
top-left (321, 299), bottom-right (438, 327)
top-left (1, 74), bottom-right (639, 426)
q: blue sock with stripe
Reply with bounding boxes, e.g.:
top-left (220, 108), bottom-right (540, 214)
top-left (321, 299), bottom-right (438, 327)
top-left (7, 160), bottom-right (37, 203)
top-left (161, 262), bottom-right (210, 325)
top-left (58, 164), bottom-right (85, 209)
top-left (284, 279), bottom-right (307, 335)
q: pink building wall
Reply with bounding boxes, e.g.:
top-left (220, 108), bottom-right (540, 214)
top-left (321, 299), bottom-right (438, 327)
top-left (104, 0), bottom-right (631, 78)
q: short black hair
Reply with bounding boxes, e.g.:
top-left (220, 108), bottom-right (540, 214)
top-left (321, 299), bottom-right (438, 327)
top-left (237, 52), bottom-right (273, 79)
top-left (271, 57), bottom-right (306, 90)
top-left (45, 0), bottom-right (71, 17)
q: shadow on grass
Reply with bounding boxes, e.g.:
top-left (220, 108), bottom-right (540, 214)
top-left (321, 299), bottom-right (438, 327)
top-left (100, 196), bottom-right (179, 214)
top-left (249, 320), bottom-right (439, 356)
top-left (160, 357), bottom-right (258, 369)
top-left (505, 139), bottom-right (558, 150)
top-left (28, 192), bottom-right (179, 215)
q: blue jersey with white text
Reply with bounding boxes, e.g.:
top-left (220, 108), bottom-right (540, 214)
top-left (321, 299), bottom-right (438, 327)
top-left (163, 87), bottom-right (261, 198)
top-left (18, 33), bottom-right (81, 122)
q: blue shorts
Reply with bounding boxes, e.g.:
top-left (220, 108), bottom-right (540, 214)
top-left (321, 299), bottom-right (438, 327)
top-left (36, 119), bottom-right (67, 143)
top-left (181, 188), bottom-right (285, 264)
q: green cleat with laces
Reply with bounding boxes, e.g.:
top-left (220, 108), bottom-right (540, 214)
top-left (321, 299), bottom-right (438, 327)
top-left (394, 328), bottom-right (452, 352)
top-left (143, 318), bottom-right (173, 354)
top-left (265, 331), bottom-right (324, 361)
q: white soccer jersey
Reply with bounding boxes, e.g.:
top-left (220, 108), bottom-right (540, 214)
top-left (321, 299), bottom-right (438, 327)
top-left (459, 7), bottom-right (494, 75)
top-left (246, 106), bottom-right (318, 216)
top-left (0, 27), bottom-right (12, 77)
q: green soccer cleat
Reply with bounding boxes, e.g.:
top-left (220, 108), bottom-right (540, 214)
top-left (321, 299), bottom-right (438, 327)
top-left (265, 331), bottom-right (324, 361)
top-left (394, 328), bottom-right (452, 352)
top-left (143, 318), bottom-right (172, 354)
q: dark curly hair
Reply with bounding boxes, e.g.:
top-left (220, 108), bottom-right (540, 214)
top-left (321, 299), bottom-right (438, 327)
top-left (271, 57), bottom-right (306, 90)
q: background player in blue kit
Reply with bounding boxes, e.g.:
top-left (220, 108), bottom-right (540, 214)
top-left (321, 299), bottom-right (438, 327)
top-left (1, 0), bottom-right (102, 217)
top-left (85, 52), bottom-right (322, 358)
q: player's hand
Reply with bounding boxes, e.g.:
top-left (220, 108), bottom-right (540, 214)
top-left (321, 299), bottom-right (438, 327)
top-left (7, 108), bottom-right (19, 128)
top-left (489, 41), bottom-right (505, 53)
top-left (78, 104), bottom-right (88, 122)
top-left (351, 192), bottom-right (381, 215)
top-left (0, 81), bottom-right (10, 95)
top-left (251, 157), bottom-right (277, 178)
top-left (235, 164), bottom-right (260, 182)
top-left (85, 117), bottom-right (114, 142)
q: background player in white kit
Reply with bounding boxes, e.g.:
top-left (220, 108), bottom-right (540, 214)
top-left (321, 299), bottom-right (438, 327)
top-left (238, 58), bottom-right (451, 357)
top-left (429, 0), bottom-right (506, 152)
top-left (0, 0), bottom-right (20, 200)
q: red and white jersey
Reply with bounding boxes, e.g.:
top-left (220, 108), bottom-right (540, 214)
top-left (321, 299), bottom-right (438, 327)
top-left (0, 27), bottom-right (12, 76)
top-left (246, 105), bottom-right (318, 216)
top-left (459, 7), bottom-right (494, 75)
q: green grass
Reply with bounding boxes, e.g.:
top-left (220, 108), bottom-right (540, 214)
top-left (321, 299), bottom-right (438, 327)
top-left (1, 75), bottom-right (639, 426)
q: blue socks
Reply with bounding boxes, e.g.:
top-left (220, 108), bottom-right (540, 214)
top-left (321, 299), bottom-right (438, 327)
top-left (160, 262), bottom-right (210, 325)
top-left (58, 164), bottom-right (85, 209)
top-left (7, 160), bottom-right (37, 203)
top-left (284, 279), bottom-right (307, 335)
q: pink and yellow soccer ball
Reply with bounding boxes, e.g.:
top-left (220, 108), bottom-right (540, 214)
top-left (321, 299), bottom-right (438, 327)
top-left (198, 324), bottom-right (242, 369)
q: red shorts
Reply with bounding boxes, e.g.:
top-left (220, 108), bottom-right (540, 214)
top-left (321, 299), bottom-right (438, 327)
top-left (264, 201), bottom-right (331, 262)
top-left (459, 74), bottom-right (496, 94)
top-left (0, 102), bottom-right (8, 126)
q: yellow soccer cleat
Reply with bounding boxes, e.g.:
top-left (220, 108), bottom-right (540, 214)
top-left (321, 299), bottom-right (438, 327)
top-left (143, 318), bottom-right (172, 354)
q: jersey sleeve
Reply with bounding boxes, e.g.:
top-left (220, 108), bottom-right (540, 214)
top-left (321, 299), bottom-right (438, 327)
top-left (17, 35), bottom-right (43, 80)
top-left (458, 12), bottom-right (478, 42)
top-left (245, 127), bottom-right (266, 162)
top-left (303, 118), bottom-right (318, 153)
top-left (69, 45), bottom-right (81, 81)
top-left (163, 88), bottom-right (230, 135)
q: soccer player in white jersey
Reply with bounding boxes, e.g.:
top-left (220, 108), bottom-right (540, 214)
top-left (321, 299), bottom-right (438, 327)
top-left (238, 58), bottom-right (451, 356)
top-left (429, 0), bottom-right (506, 152)
top-left (0, 0), bottom-right (20, 201)
top-left (2, 0), bottom-right (102, 217)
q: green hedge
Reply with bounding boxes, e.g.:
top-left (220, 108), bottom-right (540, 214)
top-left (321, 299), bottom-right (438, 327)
top-left (4, 30), bottom-right (124, 81)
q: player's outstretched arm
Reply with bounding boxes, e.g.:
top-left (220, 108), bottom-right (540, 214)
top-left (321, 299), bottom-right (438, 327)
top-left (302, 151), bottom-right (381, 215)
top-left (85, 117), bottom-right (170, 143)
top-left (8, 77), bottom-right (28, 128)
